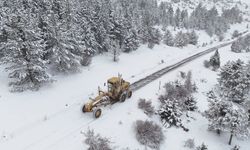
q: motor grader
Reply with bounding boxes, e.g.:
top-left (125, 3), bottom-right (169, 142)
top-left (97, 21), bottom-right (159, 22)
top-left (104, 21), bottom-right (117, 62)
top-left (82, 75), bottom-right (132, 118)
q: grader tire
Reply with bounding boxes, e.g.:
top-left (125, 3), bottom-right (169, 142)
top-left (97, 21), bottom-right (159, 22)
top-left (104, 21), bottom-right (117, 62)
top-left (93, 108), bottom-right (102, 118)
top-left (82, 105), bottom-right (86, 113)
top-left (127, 91), bottom-right (132, 98)
top-left (120, 93), bottom-right (127, 102)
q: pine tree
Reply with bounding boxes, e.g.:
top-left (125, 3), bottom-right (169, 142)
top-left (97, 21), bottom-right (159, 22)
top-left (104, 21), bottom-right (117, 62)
top-left (158, 99), bottom-right (183, 128)
top-left (1, 0), bottom-right (52, 92)
top-left (47, 0), bottom-right (81, 73)
top-left (246, 61), bottom-right (250, 77)
top-left (188, 30), bottom-right (199, 45)
top-left (232, 30), bottom-right (240, 39)
top-left (174, 31), bottom-right (189, 48)
top-left (218, 60), bottom-right (250, 103)
top-left (174, 8), bottom-right (181, 28)
top-left (231, 39), bottom-right (244, 53)
top-left (189, 3), bottom-right (207, 30)
top-left (204, 91), bottom-right (250, 143)
top-left (184, 96), bottom-right (197, 111)
top-left (204, 91), bottom-right (233, 135)
top-left (226, 109), bottom-right (250, 145)
top-left (123, 29), bottom-right (139, 52)
top-left (147, 28), bottom-right (162, 49)
top-left (167, 5), bottom-right (174, 26)
top-left (184, 71), bottom-right (193, 93)
top-left (180, 9), bottom-right (189, 28)
top-left (209, 49), bottom-right (220, 70)
top-left (243, 35), bottom-right (250, 52)
top-left (159, 2), bottom-right (168, 28)
top-left (222, 6), bottom-right (242, 24)
top-left (163, 30), bottom-right (174, 46)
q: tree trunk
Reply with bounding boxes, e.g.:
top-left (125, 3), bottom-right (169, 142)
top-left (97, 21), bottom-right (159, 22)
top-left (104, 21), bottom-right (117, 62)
top-left (216, 129), bottom-right (221, 135)
top-left (228, 133), bottom-right (233, 145)
top-left (113, 49), bottom-right (117, 62)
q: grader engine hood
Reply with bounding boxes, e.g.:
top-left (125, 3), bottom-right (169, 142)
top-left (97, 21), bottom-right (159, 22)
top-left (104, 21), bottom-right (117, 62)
top-left (83, 100), bottom-right (94, 112)
top-left (83, 93), bottom-right (110, 112)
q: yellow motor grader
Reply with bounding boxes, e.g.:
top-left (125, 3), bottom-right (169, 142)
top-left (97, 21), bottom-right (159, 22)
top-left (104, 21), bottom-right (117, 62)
top-left (82, 75), bottom-right (132, 118)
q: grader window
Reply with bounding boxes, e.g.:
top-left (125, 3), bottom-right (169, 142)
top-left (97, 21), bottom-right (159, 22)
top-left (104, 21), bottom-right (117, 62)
top-left (108, 83), bottom-right (113, 93)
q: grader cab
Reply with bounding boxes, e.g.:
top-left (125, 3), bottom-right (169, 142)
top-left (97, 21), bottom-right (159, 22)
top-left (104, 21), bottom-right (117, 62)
top-left (82, 76), bottom-right (132, 118)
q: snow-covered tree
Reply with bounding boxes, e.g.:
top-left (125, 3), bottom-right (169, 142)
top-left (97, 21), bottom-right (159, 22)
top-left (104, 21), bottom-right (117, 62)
top-left (181, 9), bottom-right (189, 29)
top-left (209, 49), bottom-right (220, 70)
top-left (147, 28), bottom-right (162, 49)
top-left (184, 96), bottom-right (197, 111)
top-left (232, 30), bottom-right (240, 39)
top-left (204, 91), bottom-right (233, 134)
top-left (204, 91), bottom-right (250, 144)
top-left (231, 38), bottom-right (244, 53)
top-left (196, 143), bottom-right (208, 150)
top-left (74, 0), bottom-right (99, 56)
top-left (188, 30), bottom-right (199, 45)
top-left (84, 129), bottom-right (112, 150)
top-left (174, 8), bottom-right (181, 28)
top-left (174, 31), bottom-right (189, 48)
top-left (123, 30), bottom-right (139, 53)
top-left (163, 30), bottom-right (174, 46)
top-left (159, 81), bottom-right (189, 104)
top-left (158, 98), bottom-right (183, 128)
top-left (222, 6), bottom-right (242, 24)
top-left (189, 3), bottom-right (207, 30)
top-left (158, 2), bottom-right (168, 28)
top-left (244, 35), bottom-right (250, 52)
top-left (159, 76), bottom-right (197, 113)
top-left (1, 0), bottom-right (52, 92)
top-left (184, 71), bottom-right (194, 93)
top-left (167, 5), bottom-right (174, 26)
top-left (46, 0), bottom-right (82, 73)
top-left (110, 40), bottom-right (120, 62)
top-left (246, 61), bottom-right (250, 76)
top-left (226, 108), bottom-right (250, 145)
top-left (218, 60), bottom-right (250, 103)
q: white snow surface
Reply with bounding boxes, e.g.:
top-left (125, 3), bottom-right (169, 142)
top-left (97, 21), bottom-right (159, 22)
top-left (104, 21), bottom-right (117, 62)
top-left (0, 18), bottom-right (250, 150)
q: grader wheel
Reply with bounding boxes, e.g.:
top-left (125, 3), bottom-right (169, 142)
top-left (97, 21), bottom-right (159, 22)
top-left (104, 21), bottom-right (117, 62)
top-left (82, 105), bottom-right (86, 113)
top-left (93, 108), bottom-right (102, 118)
top-left (119, 93), bottom-right (127, 102)
top-left (127, 91), bottom-right (132, 98)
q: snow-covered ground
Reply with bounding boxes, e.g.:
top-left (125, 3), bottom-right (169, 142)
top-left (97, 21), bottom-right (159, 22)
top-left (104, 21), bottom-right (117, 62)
top-left (1, 1), bottom-right (250, 149)
top-left (1, 31), bottom-right (250, 149)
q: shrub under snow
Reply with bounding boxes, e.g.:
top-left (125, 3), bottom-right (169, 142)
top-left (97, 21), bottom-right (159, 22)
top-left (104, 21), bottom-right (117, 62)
top-left (196, 143), bottom-right (208, 150)
top-left (138, 99), bottom-right (155, 116)
top-left (184, 138), bottom-right (195, 149)
top-left (84, 129), bottom-right (112, 150)
top-left (135, 120), bottom-right (164, 150)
